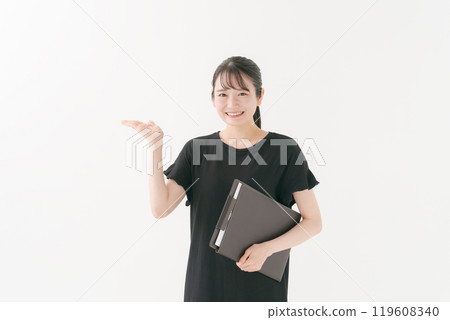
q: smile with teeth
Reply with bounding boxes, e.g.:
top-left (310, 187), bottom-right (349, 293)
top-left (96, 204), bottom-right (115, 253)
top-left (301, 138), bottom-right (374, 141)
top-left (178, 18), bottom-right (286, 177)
top-left (226, 111), bottom-right (244, 118)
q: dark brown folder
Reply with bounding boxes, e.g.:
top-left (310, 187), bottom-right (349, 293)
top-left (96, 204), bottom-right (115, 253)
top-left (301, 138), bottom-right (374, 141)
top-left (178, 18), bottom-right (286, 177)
top-left (209, 178), bottom-right (302, 282)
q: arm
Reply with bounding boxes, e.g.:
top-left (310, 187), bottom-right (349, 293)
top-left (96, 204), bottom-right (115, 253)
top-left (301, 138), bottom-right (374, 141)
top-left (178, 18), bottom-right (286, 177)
top-left (121, 119), bottom-right (187, 219)
top-left (146, 129), bottom-right (188, 219)
top-left (264, 188), bottom-right (322, 255)
top-left (148, 146), bottom-right (187, 219)
top-left (236, 188), bottom-right (322, 271)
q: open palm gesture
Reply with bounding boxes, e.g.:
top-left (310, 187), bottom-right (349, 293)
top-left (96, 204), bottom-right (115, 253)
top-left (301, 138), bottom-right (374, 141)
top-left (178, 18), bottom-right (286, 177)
top-left (121, 119), bottom-right (164, 148)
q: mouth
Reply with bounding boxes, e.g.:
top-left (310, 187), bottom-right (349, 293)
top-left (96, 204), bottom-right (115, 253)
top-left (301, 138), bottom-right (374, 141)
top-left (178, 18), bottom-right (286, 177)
top-left (225, 111), bottom-right (245, 118)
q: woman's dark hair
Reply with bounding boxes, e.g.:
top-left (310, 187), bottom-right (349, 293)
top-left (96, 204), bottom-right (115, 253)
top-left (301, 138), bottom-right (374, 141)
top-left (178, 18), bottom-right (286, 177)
top-left (211, 56), bottom-right (262, 128)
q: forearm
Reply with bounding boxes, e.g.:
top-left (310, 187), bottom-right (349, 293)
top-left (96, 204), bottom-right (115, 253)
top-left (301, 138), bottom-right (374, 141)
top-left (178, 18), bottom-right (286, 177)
top-left (264, 217), bottom-right (322, 256)
top-left (148, 146), bottom-right (169, 217)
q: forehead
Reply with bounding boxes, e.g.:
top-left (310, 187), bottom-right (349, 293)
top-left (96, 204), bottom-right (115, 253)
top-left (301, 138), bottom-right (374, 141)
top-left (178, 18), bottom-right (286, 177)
top-left (215, 71), bottom-right (252, 91)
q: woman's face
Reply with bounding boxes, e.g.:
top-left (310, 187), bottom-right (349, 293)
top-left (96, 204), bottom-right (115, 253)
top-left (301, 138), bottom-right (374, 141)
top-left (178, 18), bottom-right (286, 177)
top-left (212, 72), bottom-right (264, 127)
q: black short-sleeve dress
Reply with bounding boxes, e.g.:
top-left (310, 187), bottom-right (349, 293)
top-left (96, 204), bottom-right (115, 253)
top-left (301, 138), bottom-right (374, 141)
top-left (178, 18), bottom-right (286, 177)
top-left (163, 130), bottom-right (319, 302)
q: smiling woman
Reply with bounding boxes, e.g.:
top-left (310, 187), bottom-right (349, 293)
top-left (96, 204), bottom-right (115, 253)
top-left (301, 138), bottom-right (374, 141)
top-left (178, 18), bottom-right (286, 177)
top-left (166, 56), bottom-right (321, 302)
top-left (211, 57), bottom-right (263, 132)
top-left (122, 56), bottom-right (322, 302)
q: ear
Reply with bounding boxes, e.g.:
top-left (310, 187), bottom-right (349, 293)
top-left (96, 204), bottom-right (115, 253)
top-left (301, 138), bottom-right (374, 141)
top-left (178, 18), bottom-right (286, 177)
top-left (257, 88), bottom-right (265, 105)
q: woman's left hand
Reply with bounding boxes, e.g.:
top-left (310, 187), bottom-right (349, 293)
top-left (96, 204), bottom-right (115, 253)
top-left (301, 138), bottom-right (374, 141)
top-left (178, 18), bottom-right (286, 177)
top-left (236, 242), bottom-right (273, 272)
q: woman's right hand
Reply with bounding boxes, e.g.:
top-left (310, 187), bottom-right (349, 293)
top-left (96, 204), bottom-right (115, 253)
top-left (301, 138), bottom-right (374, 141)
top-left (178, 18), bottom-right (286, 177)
top-left (121, 120), bottom-right (165, 148)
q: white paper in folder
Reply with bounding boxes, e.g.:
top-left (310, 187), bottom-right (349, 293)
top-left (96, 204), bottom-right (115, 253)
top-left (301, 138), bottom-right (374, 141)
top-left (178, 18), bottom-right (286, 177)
top-left (214, 182), bottom-right (242, 247)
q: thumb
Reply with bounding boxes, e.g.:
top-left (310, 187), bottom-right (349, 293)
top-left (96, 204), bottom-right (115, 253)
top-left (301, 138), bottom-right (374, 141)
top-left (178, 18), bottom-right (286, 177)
top-left (237, 251), bottom-right (249, 264)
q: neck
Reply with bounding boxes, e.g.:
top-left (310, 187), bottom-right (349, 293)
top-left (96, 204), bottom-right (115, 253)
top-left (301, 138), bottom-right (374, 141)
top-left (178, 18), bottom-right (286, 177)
top-left (221, 123), bottom-right (262, 139)
top-left (219, 124), bottom-right (269, 150)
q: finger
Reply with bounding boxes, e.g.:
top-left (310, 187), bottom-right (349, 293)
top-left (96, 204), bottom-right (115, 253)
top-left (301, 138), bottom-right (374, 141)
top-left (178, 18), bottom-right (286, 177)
top-left (240, 259), bottom-right (253, 269)
top-left (241, 262), bottom-right (258, 272)
top-left (121, 120), bottom-right (144, 128)
top-left (121, 120), bottom-right (136, 126)
top-left (121, 120), bottom-right (130, 126)
top-left (124, 121), bottom-right (153, 137)
top-left (238, 249), bottom-right (251, 264)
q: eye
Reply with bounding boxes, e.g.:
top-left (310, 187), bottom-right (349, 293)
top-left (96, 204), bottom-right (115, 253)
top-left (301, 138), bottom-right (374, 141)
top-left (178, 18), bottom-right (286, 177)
top-left (218, 93), bottom-right (226, 97)
top-left (239, 92), bottom-right (247, 96)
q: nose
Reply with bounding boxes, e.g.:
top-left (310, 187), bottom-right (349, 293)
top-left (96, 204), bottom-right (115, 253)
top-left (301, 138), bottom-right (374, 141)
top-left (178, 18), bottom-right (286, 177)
top-left (226, 95), bottom-right (239, 109)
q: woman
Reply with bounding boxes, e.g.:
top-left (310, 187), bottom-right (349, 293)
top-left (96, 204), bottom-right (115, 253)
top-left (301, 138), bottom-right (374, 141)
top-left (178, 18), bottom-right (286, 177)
top-left (122, 56), bottom-right (322, 302)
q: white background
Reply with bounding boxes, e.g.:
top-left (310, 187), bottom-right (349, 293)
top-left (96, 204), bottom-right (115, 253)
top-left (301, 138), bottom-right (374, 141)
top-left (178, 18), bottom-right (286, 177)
top-left (0, 0), bottom-right (449, 302)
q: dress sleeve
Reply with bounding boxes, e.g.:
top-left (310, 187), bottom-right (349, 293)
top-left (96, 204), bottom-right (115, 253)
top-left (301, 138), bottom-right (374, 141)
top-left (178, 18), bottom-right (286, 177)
top-left (163, 139), bottom-right (193, 206)
top-left (278, 142), bottom-right (319, 208)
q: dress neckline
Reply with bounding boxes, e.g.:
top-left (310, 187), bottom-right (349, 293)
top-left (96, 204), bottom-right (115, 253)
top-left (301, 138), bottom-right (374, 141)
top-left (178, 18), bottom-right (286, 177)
top-left (215, 130), bottom-right (272, 152)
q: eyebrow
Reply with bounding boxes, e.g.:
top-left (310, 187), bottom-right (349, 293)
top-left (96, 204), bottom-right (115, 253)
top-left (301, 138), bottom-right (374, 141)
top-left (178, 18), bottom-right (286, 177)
top-left (216, 88), bottom-right (250, 92)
